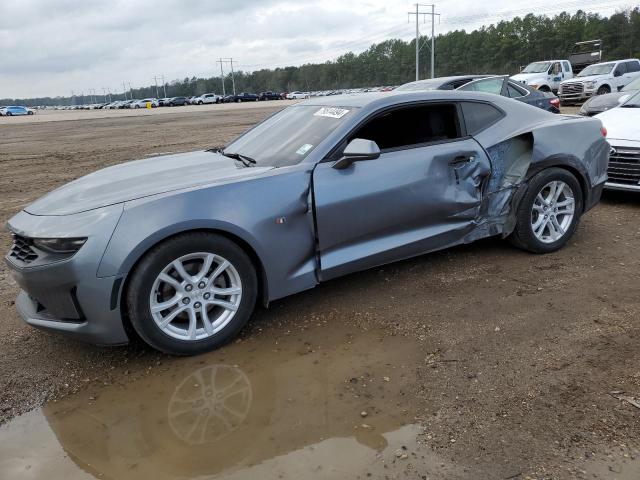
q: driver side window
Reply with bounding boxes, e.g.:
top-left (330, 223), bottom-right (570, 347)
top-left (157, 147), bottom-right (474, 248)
top-left (347, 104), bottom-right (462, 152)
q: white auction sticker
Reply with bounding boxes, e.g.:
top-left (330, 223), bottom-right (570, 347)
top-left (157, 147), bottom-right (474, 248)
top-left (296, 143), bottom-right (314, 155)
top-left (313, 107), bottom-right (350, 119)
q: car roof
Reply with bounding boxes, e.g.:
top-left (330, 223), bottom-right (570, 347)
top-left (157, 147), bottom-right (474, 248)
top-left (296, 89), bottom-right (523, 110)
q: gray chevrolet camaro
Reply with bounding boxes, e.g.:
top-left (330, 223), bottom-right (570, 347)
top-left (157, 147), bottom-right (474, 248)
top-left (6, 91), bottom-right (609, 355)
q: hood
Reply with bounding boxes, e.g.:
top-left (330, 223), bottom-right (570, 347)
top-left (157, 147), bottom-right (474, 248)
top-left (568, 74), bottom-right (608, 83)
top-left (25, 151), bottom-right (274, 216)
top-left (511, 73), bottom-right (548, 83)
top-left (596, 107), bottom-right (640, 141)
top-left (582, 91), bottom-right (628, 112)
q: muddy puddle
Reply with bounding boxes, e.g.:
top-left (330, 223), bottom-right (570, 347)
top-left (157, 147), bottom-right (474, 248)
top-left (0, 325), bottom-right (468, 479)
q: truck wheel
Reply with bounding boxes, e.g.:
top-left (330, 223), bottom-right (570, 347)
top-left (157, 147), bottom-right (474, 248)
top-left (597, 85), bottom-right (611, 95)
top-left (126, 232), bottom-right (258, 355)
top-left (509, 168), bottom-right (583, 254)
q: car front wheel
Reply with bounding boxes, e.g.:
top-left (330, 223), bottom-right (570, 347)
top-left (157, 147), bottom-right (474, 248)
top-left (126, 232), bottom-right (258, 355)
top-left (509, 168), bottom-right (582, 253)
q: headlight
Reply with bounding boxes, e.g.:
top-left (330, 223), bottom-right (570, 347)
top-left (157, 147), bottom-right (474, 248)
top-left (584, 81), bottom-right (597, 89)
top-left (32, 237), bottom-right (87, 253)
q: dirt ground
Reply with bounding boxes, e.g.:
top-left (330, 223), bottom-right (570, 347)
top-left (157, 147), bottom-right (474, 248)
top-left (0, 105), bottom-right (639, 479)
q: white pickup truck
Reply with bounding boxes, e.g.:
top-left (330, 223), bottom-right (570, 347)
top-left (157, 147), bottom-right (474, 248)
top-left (511, 60), bottom-right (573, 93)
top-left (194, 93), bottom-right (222, 105)
top-left (558, 58), bottom-right (640, 105)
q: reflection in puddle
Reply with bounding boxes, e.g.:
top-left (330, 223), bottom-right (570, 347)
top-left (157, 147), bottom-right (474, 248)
top-left (0, 328), bottom-right (465, 479)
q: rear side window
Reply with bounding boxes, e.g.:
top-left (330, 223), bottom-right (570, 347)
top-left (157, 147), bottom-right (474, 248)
top-left (460, 102), bottom-right (504, 135)
top-left (350, 104), bottom-right (462, 151)
top-left (563, 61), bottom-right (571, 72)
top-left (625, 61), bottom-right (640, 73)
top-left (507, 83), bottom-right (527, 98)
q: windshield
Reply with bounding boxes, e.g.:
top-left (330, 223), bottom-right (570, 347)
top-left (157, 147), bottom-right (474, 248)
top-left (223, 105), bottom-right (356, 167)
top-left (395, 79), bottom-right (443, 91)
top-left (522, 62), bottom-right (551, 73)
top-left (621, 90), bottom-right (640, 107)
top-left (578, 63), bottom-right (614, 77)
top-left (622, 76), bottom-right (640, 91)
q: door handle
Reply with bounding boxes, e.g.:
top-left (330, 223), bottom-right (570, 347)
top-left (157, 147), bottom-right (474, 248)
top-left (449, 155), bottom-right (475, 166)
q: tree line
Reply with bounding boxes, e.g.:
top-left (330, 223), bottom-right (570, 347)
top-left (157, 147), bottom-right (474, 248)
top-left (4, 8), bottom-right (640, 106)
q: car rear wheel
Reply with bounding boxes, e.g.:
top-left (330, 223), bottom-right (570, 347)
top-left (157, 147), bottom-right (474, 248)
top-left (126, 232), bottom-right (258, 355)
top-left (509, 168), bottom-right (582, 254)
top-left (597, 85), bottom-right (611, 95)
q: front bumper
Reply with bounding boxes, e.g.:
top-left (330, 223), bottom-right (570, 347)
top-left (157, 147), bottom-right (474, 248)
top-left (5, 205), bottom-right (130, 345)
top-left (559, 91), bottom-right (596, 103)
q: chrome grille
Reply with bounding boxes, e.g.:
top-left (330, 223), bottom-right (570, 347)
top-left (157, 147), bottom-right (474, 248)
top-left (560, 82), bottom-right (584, 95)
top-left (8, 234), bottom-right (39, 265)
top-left (608, 146), bottom-right (640, 185)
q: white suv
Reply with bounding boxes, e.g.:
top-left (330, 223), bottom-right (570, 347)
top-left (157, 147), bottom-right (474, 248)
top-left (194, 93), bottom-right (222, 104)
top-left (559, 59), bottom-right (640, 104)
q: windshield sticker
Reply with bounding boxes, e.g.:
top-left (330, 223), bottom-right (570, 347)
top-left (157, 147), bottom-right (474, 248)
top-left (296, 144), bottom-right (314, 156)
top-left (314, 107), bottom-right (350, 119)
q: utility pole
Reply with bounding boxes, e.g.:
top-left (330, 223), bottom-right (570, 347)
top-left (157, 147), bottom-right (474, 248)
top-left (160, 75), bottom-right (167, 97)
top-left (229, 58), bottom-right (236, 95)
top-left (153, 76), bottom-right (159, 98)
top-left (128, 82), bottom-right (133, 99)
top-left (123, 82), bottom-right (127, 100)
top-left (408, 4), bottom-right (440, 80)
top-left (219, 58), bottom-right (236, 95)
top-left (102, 87), bottom-right (107, 102)
top-left (217, 59), bottom-right (226, 96)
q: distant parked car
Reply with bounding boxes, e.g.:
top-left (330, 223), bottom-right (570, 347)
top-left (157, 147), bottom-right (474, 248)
top-left (158, 98), bottom-right (171, 106)
top-left (129, 98), bottom-right (159, 108)
top-left (397, 76), bottom-right (560, 113)
top-left (0, 106), bottom-right (34, 116)
top-left (224, 93), bottom-right (259, 103)
top-left (558, 59), bottom-right (640, 105)
top-left (286, 91), bottom-right (310, 99)
top-left (194, 93), bottom-right (222, 105)
top-left (456, 76), bottom-right (561, 113)
top-left (118, 100), bottom-right (135, 109)
top-left (166, 96), bottom-right (189, 106)
top-left (595, 90), bottom-right (640, 192)
top-left (579, 76), bottom-right (640, 116)
top-left (258, 91), bottom-right (282, 101)
top-left (395, 75), bottom-right (489, 92)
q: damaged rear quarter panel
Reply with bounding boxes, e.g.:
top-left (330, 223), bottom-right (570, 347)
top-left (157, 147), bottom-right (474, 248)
top-left (472, 113), bottom-right (608, 237)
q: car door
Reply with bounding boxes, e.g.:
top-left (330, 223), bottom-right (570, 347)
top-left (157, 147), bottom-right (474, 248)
top-left (613, 63), bottom-right (628, 90)
top-left (549, 62), bottom-right (563, 90)
top-left (623, 61), bottom-right (640, 86)
top-left (312, 102), bottom-right (491, 280)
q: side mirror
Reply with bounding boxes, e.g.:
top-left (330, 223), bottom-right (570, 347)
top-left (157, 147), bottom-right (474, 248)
top-left (332, 138), bottom-right (381, 169)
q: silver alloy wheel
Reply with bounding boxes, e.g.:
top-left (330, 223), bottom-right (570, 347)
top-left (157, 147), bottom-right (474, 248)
top-left (531, 180), bottom-right (576, 244)
top-left (150, 252), bottom-right (242, 341)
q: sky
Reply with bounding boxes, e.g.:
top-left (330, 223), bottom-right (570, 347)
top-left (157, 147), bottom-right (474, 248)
top-left (0, 0), bottom-right (631, 99)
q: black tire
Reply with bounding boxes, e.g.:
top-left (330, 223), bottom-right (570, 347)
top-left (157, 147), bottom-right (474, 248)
top-left (538, 85), bottom-right (551, 93)
top-left (126, 232), bottom-right (258, 355)
top-left (597, 85), bottom-right (611, 95)
top-left (27, 111), bottom-right (34, 115)
top-left (6, 112), bottom-right (11, 116)
top-left (509, 168), bottom-right (583, 254)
